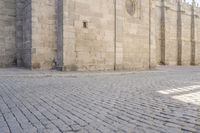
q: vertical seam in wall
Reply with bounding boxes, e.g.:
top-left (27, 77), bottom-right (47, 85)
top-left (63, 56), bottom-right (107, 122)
top-left (56, 0), bottom-right (64, 71)
top-left (191, 1), bottom-right (195, 65)
top-left (114, 0), bottom-right (117, 71)
top-left (16, 0), bottom-right (21, 67)
top-left (149, 0), bottom-right (152, 69)
top-left (161, 0), bottom-right (166, 64)
top-left (61, 0), bottom-right (64, 69)
top-left (177, 0), bottom-right (182, 65)
top-left (30, 0), bottom-right (32, 69)
top-left (15, 0), bottom-right (17, 66)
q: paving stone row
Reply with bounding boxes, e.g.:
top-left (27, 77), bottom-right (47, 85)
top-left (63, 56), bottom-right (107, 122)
top-left (0, 67), bottom-right (200, 133)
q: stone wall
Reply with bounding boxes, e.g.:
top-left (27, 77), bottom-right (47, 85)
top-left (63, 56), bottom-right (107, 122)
top-left (181, 3), bottom-right (192, 65)
top-left (22, 0), bottom-right (32, 68)
top-left (56, 0), bottom-right (64, 70)
top-left (16, 0), bottom-right (32, 68)
top-left (1, 0), bottom-right (200, 71)
top-left (0, 0), bottom-right (16, 67)
top-left (155, 0), bottom-right (179, 65)
top-left (62, 0), bottom-right (115, 71)
top-left (196, 8), bottom-right (200, 64)
top-left (155, 0), bottom-right (162, 64)
top-left (165, 1), bottom-right (179, 65)
top-left (60, 0), bottom-right (155, 71)
top-left (16, 0), bottom-right (25, 67)
top-left (155, 0), bottom-right (200, 66)
top-left (31, 0), bottom-right (57, 69)
top-left (16, 0), bottom-right (57, 69)
top-left (116, 0), bottom-right (153, 70)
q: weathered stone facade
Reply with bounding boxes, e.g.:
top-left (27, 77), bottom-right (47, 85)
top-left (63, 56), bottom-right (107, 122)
top-left (155, 0), bottom-right (200, 66)
top-left (58, 0), bottom-right (157, 71)
top-left (0, 0), bottom-right (15, 67)
top-left (0, 0), bottom-right (200, 71)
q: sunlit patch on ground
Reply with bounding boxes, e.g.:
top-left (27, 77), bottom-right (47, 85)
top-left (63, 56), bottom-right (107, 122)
top-left (158, 85), bottom-right (200, 95)
top-left (158, 85), bottom-right (200, 105)
top-left (173, 91), bottom-right (200, 106)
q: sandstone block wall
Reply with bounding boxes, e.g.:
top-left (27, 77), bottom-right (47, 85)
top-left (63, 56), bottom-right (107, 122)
top-left (155, 0), bottom-right (200, 66)
top-left (1, 0), bottom-right (200, 71)
top-left (0, 0), bottom-right (16, 67)
top-left (196, 8), bottom-right (200, 64)
top-left (16, 0), bottom-right (57, 69)
top-left (16, 0), bottom-right (32, 68)
top-left (155, 0), bottom-right (179, 65)
top-left (56, 0), bottom-right (64, 70)
top-left (31, 0), bottom-right (57, 69)
top-left (181, 3), bottom-right (192, 65)
top-left (165, 1), bottom-right (179, 65)
top-left (62, 0), bottom-right (115, 71)
top-left (60, 0), bottom-right (155, 71)
top-left (22, 0), bottom-right (32, 68)
top-left (16, 0), bottom-right (25, 67)
top-left (155, 0), bottom-right (162, 65)
top-left (116, 0), bottom-right (153, 70)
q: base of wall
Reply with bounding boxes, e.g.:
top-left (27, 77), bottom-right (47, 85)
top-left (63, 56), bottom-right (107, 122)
top-left (56, 66), bottom-right (65, 71)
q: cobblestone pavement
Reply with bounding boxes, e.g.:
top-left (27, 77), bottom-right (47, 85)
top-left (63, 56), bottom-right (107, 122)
top-left (1, 67), bottom-right (200, 133)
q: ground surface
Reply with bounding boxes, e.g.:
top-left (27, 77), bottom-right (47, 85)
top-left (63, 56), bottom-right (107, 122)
top-left (0, 67), bottom-right (200, 133)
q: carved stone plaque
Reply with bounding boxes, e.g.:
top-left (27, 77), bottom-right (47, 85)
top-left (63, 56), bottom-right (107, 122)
top-left (126, 0), bottom-right (136, 16)
top-left (125, 0), bottom-right (141, 19)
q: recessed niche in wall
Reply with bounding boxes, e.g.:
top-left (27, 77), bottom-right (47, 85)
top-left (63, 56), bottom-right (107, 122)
top-left (83, 21), bottom-right (88, 28)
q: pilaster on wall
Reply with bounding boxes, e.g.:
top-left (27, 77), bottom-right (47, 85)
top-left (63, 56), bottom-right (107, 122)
top-left (62, 0), bottom-right (76, 71)
top-left (0, 0), bottom-right (16, 67)
top-left (16, 0), bottom-right (32, 68)
top-left (160, 0), bottom-right (166, 64)
top-left (149, 0), bottom-right (157, 68)
top-left (192, 7), bottom-right (200, 65)
top-left (56, 0), bottom-right (64, 70)
top-left (177, 0), bottom-right (182, 65)
top-left (180, 1), bottom-right (196, 65)
top-left (56, 0), bottom-right (77, 71)
top-left (16, 0), bottom-right (57, 69)
top-left (16, 0), bottom-right (24, 67)
top-left (115, 0), bottom-right (124, 70)
top-left (195, 7), bottom-right (200, 64)
top-left (158, 0), bottom-right (198, 66)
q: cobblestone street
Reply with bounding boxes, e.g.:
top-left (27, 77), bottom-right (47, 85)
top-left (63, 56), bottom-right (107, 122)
top-left (0, 67), bottom-right (200, 133)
